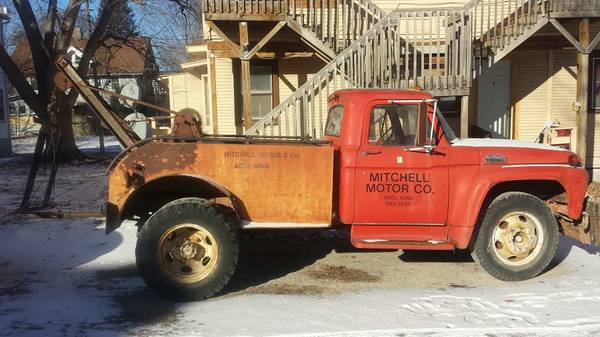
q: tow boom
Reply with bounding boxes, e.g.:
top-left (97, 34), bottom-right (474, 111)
top-left (54, 57), bottom-right (141, 148)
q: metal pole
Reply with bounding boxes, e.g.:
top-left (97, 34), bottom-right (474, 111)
top-left (92, 61), bottom-right (105, 153)
top-left (0, 7), bottom-right (11, 153)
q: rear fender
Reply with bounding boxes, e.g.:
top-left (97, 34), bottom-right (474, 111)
top-left (107, 174), bottom-right (247, 233)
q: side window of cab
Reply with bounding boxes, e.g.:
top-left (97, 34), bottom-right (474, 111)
top-left (325, 105), bottom-right (344, 137)
top-left (368, 104), bottom-right (419, 146)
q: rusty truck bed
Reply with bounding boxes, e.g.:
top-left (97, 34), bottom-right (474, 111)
top-left (107, 137), bottom-right (335, 231)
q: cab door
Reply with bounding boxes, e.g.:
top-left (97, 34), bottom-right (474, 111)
top-left (353, 101), bottom-right (449, 225)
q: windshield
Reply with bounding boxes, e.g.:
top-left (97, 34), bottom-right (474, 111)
top-left (434, 104), bottom-right (458, 143)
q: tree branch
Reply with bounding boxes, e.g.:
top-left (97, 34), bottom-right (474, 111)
top-left (54, 0), bottom-right (84, 53)
top-left (77, 0), bottom-right (121, 77)
top-left (64, 0), bottom-right (121, 104)
top-left (0, 44), bottom-right (45, 120)
top-left (12, 0), bottom-right (49, 98)
top-left (43, 0), bottom-right (57, 51)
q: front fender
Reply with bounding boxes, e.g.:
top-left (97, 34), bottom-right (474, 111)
top-left (448, 165), bottom-right (588, 248)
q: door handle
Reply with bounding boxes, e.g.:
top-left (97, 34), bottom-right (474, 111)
top-left (361, 150), bottom-right (381, 156)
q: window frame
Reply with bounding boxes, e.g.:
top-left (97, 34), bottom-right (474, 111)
top-left (250, 64), bottom-right (273, 121)
top-left (366, 103), bottom-right (421, 147)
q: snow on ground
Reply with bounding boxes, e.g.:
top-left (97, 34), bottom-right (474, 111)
top-left (10, 135), bottom-right (122, 155)
top-left (1, 136), bottom-right (600, 337)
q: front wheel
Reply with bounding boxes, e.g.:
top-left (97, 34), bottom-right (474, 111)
top-left (471, 192), bottom-right (559, 281)
top-left (136, 198), bottom-right (239, 301)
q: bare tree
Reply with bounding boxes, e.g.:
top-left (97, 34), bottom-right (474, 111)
top-left (135, 0), bottom-right (202, 72)
top-left (0, 0), bottom-right (199, 211)
top-left (0, 0), bottom-right (200, 161)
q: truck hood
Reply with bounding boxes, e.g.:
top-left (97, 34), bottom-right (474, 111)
top-left (452, 138), bottom-right (575, 165)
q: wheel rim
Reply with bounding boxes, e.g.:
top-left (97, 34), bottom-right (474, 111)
top-left (157, 223), bottom-right (219, 284)
top-left (491, 211), bottom-right (545, 267)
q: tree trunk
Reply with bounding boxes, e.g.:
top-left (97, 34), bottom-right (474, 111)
top-left (55, 102), bottom-right (86, 162)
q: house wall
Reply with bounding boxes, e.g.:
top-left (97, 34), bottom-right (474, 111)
top-left (212, 58), bottom-right (238, 134)
top-left (209, 55), bottom-right (325, 135)
top-left (510, 49), bottom-right (578, 141)
top-left (500, 48), bottom-right (600, 179)
top-left (372, 0), bottom-right (470, 11)
top-left (166, 68), bottom-right (212, 134)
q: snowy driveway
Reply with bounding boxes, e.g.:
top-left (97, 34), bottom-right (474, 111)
top-left (2, 140), bottom-right (600, 336)
top-left (1, 217), bottom-right (600, 337)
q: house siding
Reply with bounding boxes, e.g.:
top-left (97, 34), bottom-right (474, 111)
top-left (372, 0), bottom-right (470, 11)
top-left (213, 58), bottom-right (238, 134)
top-left (512, 50), bottom-right (550, 142)
top-left (509, 48), bottom-right (600, 172)
top-left (166, 68), bottom-right (212, 133)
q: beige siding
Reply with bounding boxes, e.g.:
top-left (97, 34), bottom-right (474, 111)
top-left (550, 50), bottom-right (577, 129)
top-left (212, 58), bottom-right (238, 134)
top-left (513, 50), bottom-right (550, 141)
top-left (167, 69), bottom-right (211, 133)
top-left (372, 0), bottom-right (470, 11)
top-left (510, 48), bottom-right (600, 171)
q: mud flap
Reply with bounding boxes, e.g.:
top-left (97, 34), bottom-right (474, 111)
top-left (558, 197), bottom-right (600, 246)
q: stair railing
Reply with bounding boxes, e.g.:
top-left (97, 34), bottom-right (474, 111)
top-left (245, 7), bottom-right (473, 137)
top-left (203, 0), bottom-right (384, 52)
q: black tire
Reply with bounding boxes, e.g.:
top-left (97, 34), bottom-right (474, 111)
top-left (136, 197), bottom-right (239, 301)
top-left (471, 192), bottom-right (559, 281)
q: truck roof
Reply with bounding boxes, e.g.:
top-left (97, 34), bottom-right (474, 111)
top-left (332, 88), bottom-right (434, 101)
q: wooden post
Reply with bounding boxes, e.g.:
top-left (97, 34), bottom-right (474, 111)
top-left (461, 95), bottom-right (470, 138)
top-left (208, 57), bottom-right (219, 134)
top-left (240, 22), bottom-right (253, 130)
top-left (576, 18), bottom-right (590, 165)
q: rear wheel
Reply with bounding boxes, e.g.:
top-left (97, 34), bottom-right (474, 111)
top-left (136, 198), bottom-right (239, 301)
top-left (471, 192), bottom-right (558, 281)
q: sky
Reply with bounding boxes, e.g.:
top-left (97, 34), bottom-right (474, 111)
top-left (0, 0), bottom-right (201, 71)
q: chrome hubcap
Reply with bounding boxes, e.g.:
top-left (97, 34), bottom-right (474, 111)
top-left (157, 224), bottom-right (219, 283)
top-left (491, 212), bottom-right (544, 267)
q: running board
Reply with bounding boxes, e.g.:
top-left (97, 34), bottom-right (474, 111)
top-left (351, 225), bottom-right (455, 250)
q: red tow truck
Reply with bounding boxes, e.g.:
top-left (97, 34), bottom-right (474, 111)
top-left (56, 58), bottom-right (594, 301)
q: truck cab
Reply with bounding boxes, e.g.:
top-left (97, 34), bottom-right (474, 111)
top-left (325, 89), bottom-right (590, 280)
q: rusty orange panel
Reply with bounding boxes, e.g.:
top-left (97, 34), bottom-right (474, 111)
top-left (109, 142), bottom-right (334, 225)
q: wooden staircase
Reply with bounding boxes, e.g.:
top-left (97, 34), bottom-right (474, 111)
top-left (203, 0), bottom-right (599, 138)
top-left (203, 0), bottom-right (385, 62)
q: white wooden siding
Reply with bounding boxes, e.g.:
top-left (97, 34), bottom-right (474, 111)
top-left (166, 68), bottom-right (211, 133)
top-left (372, 0), bottom-right (470, 11)
top-left (510, 48), bottom-right (600, 169)
top-left (550, 50), bottom-right (577, 129)
top-left (513, 50), bottom-right (550, 142)
top-left (213, 58), bottom-right (238, 134)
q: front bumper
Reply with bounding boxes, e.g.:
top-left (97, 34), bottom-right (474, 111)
top-left (558, 197), bottom-right (600, 246)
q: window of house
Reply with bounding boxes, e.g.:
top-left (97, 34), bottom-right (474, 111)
top-left (250, 65), bottom-right (273, 120)
top-left (368, 104), bottom-right (419, 146)
top-left (593, 58), bottom-right (600, 110)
